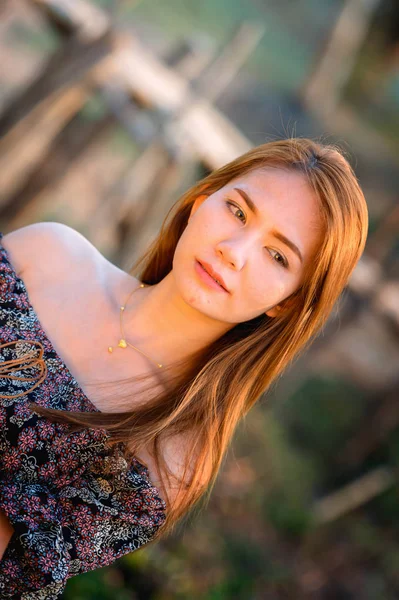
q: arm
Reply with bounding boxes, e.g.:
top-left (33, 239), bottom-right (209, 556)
top-left (0, 509), bottom-right (14, 562)
top-left (0, 458), bottom-right (166, 597)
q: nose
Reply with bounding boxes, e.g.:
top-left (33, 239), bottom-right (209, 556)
top-left (216, 237), bottom-right (253, 270)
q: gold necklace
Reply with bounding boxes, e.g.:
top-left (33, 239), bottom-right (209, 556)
top-left (107, 283), bottom-right (163, 368)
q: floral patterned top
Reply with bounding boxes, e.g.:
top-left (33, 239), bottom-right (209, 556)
top-left (0, 232), bottom-right (167, 599)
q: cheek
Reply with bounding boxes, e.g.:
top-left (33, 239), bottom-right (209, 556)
top-left (248, 280), bottom-right (287, 307)
top-left (184, 214), bottom-right (218, 253)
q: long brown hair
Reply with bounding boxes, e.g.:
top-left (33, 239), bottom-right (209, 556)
top-left (29, 138), bottom-right (369, 538)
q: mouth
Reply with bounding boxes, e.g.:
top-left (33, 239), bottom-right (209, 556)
top-left (196, 260), bottom-right (230, 293)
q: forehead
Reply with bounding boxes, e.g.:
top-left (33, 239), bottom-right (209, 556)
top-left (226, 167), bottom-right (321, 223)
top-left (224, 167), bottom-right (324, 262)
top-left (227, 166), bottom-right (310, 196)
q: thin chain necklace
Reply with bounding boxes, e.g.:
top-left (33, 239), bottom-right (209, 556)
top-left (107, 283), bottom-right (163, 369)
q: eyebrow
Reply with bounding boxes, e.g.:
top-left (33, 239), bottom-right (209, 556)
top-left (233, 187), bottom-right (304, 265)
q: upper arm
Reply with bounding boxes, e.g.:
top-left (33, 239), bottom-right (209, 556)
top-left (1, 222), bottom-right (96, 279)
top-left (150, 430), bottom-right (211, 512)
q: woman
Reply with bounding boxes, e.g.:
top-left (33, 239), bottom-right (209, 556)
top-left (0, 138), bottom-right (368, 597)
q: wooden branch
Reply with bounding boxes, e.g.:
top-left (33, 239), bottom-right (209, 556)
top-left (195, 22), bottom-right (264, 103)
top-left (161, 37), bottom-right (217, 82)
top-left (312, 466), bottom-right (395, 524)
top-left (0, 33), bottom-right (111, 137)
top-left (0, 114), bottom-right (114, 224)
top-left (373, 281), bottom-right (399, 329)
top-left (31, 0), bottom-right (253, 168)
top-left (302, 0), bottom-right (381, 117)
top-left (32, 0), bottom-right (110, 42)
top-left (92, 141), bottom-right (171, 234)
top-left (96, 39), bottom-right (251, 168)
top-left (0, 85), bottom-right (89, 207)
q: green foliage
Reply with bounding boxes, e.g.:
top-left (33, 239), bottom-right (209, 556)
top-left (264, 412), bottom-right (319, 499)
top-left (224, 534), bottom-right (264, 578)
top-left (266, 489), bottom-right (312, 537)
top-left (387, 428), bottom-right (399, 467)
top-left (208, 536), bottom-right (261, 599)
top-left (282, 375), bottom-right (367, 463)
top-left (91, 0), bottom-right (114, 9)
top-left (63, 568), bottom-right (121, 599)
top-left (369, 486), bottom-right (399, 526)
top-left (206, 576), bottom-right (255, 599)
top-left (348, 517), bottom-right (385, 555)
top-left (380, 546), bottom-right (399, 581)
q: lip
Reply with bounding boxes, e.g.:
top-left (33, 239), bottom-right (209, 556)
top-left (195, 260), bottom-right (230, 293)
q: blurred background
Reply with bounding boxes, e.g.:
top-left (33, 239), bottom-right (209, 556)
top-left (1, 0), bottom-right (399, 598)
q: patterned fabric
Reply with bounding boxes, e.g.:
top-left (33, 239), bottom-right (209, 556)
top-left (0, 232), bottom-right (167, 599)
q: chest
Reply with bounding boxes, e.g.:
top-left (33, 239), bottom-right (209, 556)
top-left (23, 260), bottom-right (156, 408)
top-left (20, 259), bottom-right (190, 503)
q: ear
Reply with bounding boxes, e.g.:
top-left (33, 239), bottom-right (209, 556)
top-left (265, 305), bottom-right (282, 318)
top-left (265, 295), bottom-right (296, 318)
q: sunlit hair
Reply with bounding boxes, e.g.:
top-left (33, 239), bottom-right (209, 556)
top-left (29, 138), bottom-right (369, 539)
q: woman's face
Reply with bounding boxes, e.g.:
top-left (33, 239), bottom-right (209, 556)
top-left (172, 167), bottom-right (323, 324)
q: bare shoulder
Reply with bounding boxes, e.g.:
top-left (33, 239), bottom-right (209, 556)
top-left (1, 222), bottom-right (98, 279)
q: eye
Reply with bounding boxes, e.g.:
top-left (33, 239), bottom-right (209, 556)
top-left (225, 200), bottom-right (246, 222)
top-left (268, 248), bottom-right (289, 269)
top-left (225, 200), bottom-right (289, 269)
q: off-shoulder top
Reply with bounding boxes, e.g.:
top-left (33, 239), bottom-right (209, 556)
top-left (0, 232), bottom-right (167, 599)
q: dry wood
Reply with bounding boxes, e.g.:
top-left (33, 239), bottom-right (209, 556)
top-left (373, 281), bottom-right (399, 326)
top-left (90, 141), bottom-right (171, 243)
top-left (195, 22), bottom-right (264, 103)
top-left (0, 114), bottom-right (114, 224)
top-left (104, 38), bottom-right (252, 167)
top-left (30, 0), bottom-right (253, 168)
top-left (302, 0), bottom-right (381, 117)
top-left (312, 466), bottom-right (395, 524)
top-left (161, 37), bottom-right (217, 82)
top-left (0, 34), bottom-right (111, 137)
top-left (32, 0), bottom-right (110, 42)
top-left (0, 85), bottom-right (89, 207)
top-left (120, 157), bottom-right (200, 270)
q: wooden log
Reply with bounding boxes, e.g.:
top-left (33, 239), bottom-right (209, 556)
top-left (312, 466), bottom-right (395, 524)
top-left (6, 119), bottom-right (136, 234)
top-left (90, 141), bottom-right (171, 240)
top-left (0, 33), bottom-right (111, 137)
top-left (194, 22), bottom-right (264, 103)
top-left (32, 0), bottom-right (110, 42)
top-left (0, 85), bottom-right (90, 207)
top-left (97, 39), bottom-right (252, 168)
top-left (32, 0), bottom-right (253, 168)
top-left (0, 113), bottom-right (114, 223)
top-left (161, 36), bottom-right (217, 82)
top-left (302, 0), bottom-right (381, 117)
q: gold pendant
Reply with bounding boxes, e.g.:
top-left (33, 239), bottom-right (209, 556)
top-left (108, 346), bottom-right (113, 353)
top-left (118, 339), bottom-right (127, 348)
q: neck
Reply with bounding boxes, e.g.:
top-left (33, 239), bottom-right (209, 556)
top-left (123, 271), bottom-right (234, 367)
